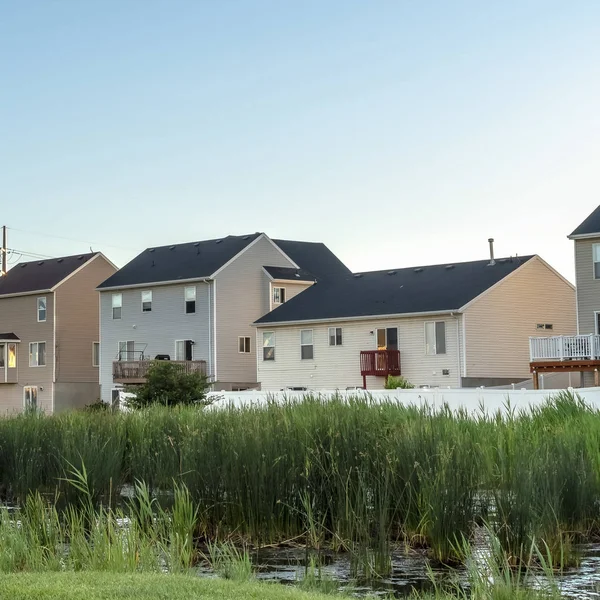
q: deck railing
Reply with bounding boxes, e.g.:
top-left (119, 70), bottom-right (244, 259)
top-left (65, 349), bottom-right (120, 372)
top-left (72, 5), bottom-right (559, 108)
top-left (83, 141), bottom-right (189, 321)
top-left (529, 335), bottom-right (600, 362)
top-left (113, 360), bottom-right (207, 383)
top-left (360, 350), bottom-right (401, 378)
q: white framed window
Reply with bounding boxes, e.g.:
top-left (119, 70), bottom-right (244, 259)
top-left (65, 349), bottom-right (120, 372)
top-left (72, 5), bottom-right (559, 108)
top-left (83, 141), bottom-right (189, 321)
top-left (37, 297), bottom-right (47, 322)
top-left (329, 327), bottom-right (342, 346)
top-left (273, 287), bottom-right (286, 305)
top-left (112, 293), bottom-right (122, 320)
top-left (141, 290), bottom-right (152, 312)
top-left (425, 321), bottom-right (446, 355)
top-left (118, 341), bottom-right (135, 361)
top-left (8, 343), bottom-right (16, 369)
top-left (93, 342), bottom-right (100, 367)
top-left (238, 336), bottom-right (251, 353)
top-left (263, 332), bottom-right (275, 361)
top-left (301, 329), bottom-right (314, 360)
top-left (594, 244), bottom-right (600, 279)
top-left (24, 386), bottom-right (38, 410)
top-left (185, 286), bottom-right (196, 314)
top-left (175, 339), bottom-right (194, 361)
top-left (536, 324), bottom-right (553, 330)
top-left (29, 342), bottom-right (46, 367)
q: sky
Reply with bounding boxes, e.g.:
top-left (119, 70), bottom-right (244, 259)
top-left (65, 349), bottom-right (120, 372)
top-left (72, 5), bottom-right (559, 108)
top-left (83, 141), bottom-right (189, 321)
top-left (2, 1), bottom-right (599, 281)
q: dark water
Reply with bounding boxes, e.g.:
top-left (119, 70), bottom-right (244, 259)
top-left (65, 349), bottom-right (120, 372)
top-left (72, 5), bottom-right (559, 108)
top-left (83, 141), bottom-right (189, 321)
top-left (197, 544), bottom-right (600, 598)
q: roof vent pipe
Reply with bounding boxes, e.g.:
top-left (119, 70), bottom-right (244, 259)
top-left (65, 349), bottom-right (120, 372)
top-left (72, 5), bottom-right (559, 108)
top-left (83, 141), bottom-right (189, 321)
top-left (488, 238), bottom-right (496, 266)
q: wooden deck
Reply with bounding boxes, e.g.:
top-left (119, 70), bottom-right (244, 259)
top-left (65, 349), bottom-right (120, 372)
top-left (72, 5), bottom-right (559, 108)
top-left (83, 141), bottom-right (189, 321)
top-left (529, 359), bottom-right (600, 388)
top-left (360, 350), bottom-right (401, 389)
top-left (113, 360), bottom-right (207, 384)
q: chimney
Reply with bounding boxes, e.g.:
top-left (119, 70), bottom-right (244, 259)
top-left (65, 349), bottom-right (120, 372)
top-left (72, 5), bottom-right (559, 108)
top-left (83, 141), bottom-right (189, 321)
top-left (488, 238), bottom-right (496, 266)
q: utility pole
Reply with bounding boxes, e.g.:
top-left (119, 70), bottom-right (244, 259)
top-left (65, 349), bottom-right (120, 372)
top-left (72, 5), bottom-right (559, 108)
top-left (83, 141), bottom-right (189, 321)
top-left (1, 226), bottom-right (6, 276)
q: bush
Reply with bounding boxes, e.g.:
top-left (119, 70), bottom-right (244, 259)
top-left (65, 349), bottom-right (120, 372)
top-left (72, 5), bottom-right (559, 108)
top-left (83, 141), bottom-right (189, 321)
top-left (384, 375), bottom-right (414, 389)
top-left (127, 361), bottom-right (211, 409)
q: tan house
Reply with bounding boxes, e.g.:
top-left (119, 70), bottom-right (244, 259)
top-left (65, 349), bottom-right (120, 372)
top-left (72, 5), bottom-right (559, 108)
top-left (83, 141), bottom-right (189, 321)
top-left (254, 252), bottom-right (575, 390)
top-left (0, 252), bottom-right (117, 412)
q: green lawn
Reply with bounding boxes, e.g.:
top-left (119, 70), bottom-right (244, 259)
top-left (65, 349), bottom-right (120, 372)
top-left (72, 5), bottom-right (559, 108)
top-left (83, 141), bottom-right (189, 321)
top-left (0, 572), bottom-right (340, 600)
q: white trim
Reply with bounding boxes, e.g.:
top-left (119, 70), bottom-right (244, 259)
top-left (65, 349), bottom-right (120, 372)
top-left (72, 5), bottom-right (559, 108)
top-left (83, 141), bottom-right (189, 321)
top-left (53, 292), bottom-right (57, 385)
top-left (272, 286), bottom-right (286, 305)
top-left (50, 253), bottom-right (105, 291)
top-left (328, 326), bottom-right (343, 347)
top-left (253, 310), bottom-right (456, 328)
top-left (593, 243), bottom-right (600, 281)
top-left (23, 385), bottom-right (39, 411)
top-left (0, 289), bottom-right (51, 299)
top-left (92, 342), bottom-right (100, 367)
top-left (574, 242), bottom-right (580, 335)
top-left (112, 292), bottom-right (123, 320)
top-left (454, 314), bottom-right (461, 382)
top-left (98, 277), bottom-right (213, 293)
top-left (594, 311), bottom-right (600, 335)
top-left (37, 296), bottom-right (47, 322)
top-left (424, 320), bottom-right (447, 356)
top-left (213, 280), bottom-right (217, 380)
top-left (29, 341), bottom-right (47, 368)
top-left (184, 285), bottom-right (196, 314)
top-left (141, 289), bottom-right (152, 313)
top-left (461, 312), bottom-right (467, 377)
top-left (262, 330), bottom-right (275, 361)
top-left (300, 328), bottom-right (314, 360)
top-left (261, 266), bottom-right (275, 281)
top-left (568, 232), bottom-right (600, 241)
top-left (238, 336), bottom-right (251, 354)
top-left (174, 339), bottom-right (194, 361)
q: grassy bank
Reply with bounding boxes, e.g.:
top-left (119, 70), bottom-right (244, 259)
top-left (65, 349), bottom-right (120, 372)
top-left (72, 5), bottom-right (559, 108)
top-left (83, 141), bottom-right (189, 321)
top-left (0, 392), bottom-right (598, 565)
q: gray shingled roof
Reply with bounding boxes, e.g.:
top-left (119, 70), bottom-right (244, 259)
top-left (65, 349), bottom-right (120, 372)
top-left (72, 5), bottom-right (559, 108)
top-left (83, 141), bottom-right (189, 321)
top-left (0, 333), bottom-right (20, 341)
top-left (255, 255), bottom-right (535, 325)
top-left (0, 253), bottom-right (98, 296)
top-left (272, 239), bottom-right (351, 279)
top-left (263, 266), bottom-right (316, 282)
top-left (569, 205), bottom-right (600, 238)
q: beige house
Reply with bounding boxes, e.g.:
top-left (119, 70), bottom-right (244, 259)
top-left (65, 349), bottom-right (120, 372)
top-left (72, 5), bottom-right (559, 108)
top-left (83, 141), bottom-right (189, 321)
top-left (97, 233), bottom-right (349, 399)
top-left (254, 253), bottom-right (575, 390)
top-left (0, 252), bottom-right (117, 412)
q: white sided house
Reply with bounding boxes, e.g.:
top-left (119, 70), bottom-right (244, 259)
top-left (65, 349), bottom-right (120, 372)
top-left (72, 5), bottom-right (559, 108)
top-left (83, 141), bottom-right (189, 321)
top-left (254, 253), bottom-right (575, 390)
top-left (97, 233), bottom-right (350, 401)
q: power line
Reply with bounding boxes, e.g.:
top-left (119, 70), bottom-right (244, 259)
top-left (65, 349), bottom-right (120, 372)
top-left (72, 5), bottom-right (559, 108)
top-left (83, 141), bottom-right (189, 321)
top-left (6, 226), bottom-right (138, 252)
top-left (8, 248), bottom-right (55, 260)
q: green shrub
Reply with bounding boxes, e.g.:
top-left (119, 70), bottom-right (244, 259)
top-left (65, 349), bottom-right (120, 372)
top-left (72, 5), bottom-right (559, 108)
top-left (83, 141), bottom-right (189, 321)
top-left (127, 361), bottom-right (211, 409)
top-left (384, 375), bottom-right (414, 389)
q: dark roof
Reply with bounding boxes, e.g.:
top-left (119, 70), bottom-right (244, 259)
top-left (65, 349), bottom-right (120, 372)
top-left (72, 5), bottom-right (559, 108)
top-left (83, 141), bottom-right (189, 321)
top-left (272, 239), bottom-right (351, 279)
top-left (0, 333), bottom-right (19, 341)
top-left (569, 205), bottom-right (600, 237)
top-left (263, 266), bottom-right (316, 282)
top-left (255, 255), bottom-right (535, 324)
top-left (98, 234), bottom-right (262, 289)
top-left (0, 253), bottom-right (98, 296)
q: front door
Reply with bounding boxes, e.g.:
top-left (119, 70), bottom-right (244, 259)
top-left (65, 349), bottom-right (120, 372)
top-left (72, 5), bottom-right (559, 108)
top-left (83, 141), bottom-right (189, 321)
top-left (176, 340), bottom-right (194, 361)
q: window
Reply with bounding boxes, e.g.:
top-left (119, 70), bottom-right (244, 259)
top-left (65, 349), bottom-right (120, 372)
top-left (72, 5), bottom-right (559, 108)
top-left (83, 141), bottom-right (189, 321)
top-left (175, 340), bottom-right (194, 361)
top-left (93, 342), bottom-right (100, 367)
top-left (594, 244), bottom-right (600, 279)
top-left (0, 344), bottom-right (4, 369)
top-left (273, 287), bottom-right (286, 304)
top-left (8, 344), bottom-right (16, 368)
top-left (141, 290), bottom-right (152, 312)
top-left (24, 386), bottom-right (38, 410)
top-left (111, 389), bottom-right (121, 409)
top-left (329, 327), bottom-right (343, 346)
top-left (376, 328), bottom-right (398, 350)
top-left (238, 336), bottom-right (251, 353)
top-left (536, 324), bottom-right (553, 330)
top-left (118, 341), bottom-right (135, 361)
top-left (37, 297), bottom-right (47, 322)
top-left (301, 329), bottom-right (313, 360)
top-left (263, 332), bottom-right (275, 361)
top-left (112, 293), bottom-right (122, 320)
top-left (185, 286), bottom-right (196, 314)
top-left (29, 342), bottom-right (46, 367)
top-left (425, 321), bottom-right (446, 355)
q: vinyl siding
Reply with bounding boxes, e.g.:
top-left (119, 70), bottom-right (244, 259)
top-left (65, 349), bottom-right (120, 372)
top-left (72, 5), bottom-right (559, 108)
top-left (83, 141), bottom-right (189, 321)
top-left (55, 255), bottom-right (117, 385)
top-left (269, 281), bottom-right (313, 312)
top-left (215, 236), bottom-right (297, 386)
top-left (574, 238), bottom-right (600, 334)
top-left (99, 282), bottom-right (212, 402)
top-left (0, 293), bottom-right (55, 413)
top-left (463, 256), bottom-right (576, 380)
top-left (256, 315), bottom-right (461, 390)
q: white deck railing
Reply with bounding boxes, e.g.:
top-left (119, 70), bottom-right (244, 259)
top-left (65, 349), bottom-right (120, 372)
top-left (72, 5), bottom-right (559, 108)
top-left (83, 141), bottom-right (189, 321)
top-left (529, 335), bottom-right (600, 362)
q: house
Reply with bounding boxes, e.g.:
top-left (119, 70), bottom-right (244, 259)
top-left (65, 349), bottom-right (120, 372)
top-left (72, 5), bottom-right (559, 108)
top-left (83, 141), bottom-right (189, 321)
top-left (530, 206), bottom-right (600, 386)
top-left (97, 233), bottom-right (349, 401)
top-left (253, 250), bottom-right (575, 390)
top-left (0, 252), bottom-right (117, 412)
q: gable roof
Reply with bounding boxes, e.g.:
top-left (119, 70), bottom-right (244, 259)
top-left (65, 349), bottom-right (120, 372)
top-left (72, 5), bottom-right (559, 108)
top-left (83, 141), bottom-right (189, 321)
top-left (0, 253), bottom-right (98, 297)
top-left (272, 240), bottom-right (351, 279)
top-left (263, 266), bottom-right (316, 282)
top-left (98, 233), bottom-right (263, 289)
top-left (569, 205), bottom-right (600, 238)
top-left (254, 255), bottom-right (535, 325)
top-left (0, 333), bottom-right (20, 341)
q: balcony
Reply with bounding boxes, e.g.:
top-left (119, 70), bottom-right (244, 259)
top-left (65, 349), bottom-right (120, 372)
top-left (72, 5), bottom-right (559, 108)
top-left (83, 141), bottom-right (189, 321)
top-left (360, 350), bottom-right (401, 389)
top-left (113, 360), bottom-right (207, 384)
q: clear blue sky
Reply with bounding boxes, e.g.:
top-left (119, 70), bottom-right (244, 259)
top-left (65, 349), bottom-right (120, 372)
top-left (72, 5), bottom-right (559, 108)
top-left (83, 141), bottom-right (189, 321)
top-left (2, 1), bottom-right (599, 281)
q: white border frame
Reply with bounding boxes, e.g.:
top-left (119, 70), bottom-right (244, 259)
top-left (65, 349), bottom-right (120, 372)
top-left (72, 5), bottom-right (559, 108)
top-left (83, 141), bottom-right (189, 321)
top-left (300, 328), bottom-right (314, 360)
top-left (37, 296), bottom-right (47, 322)
top-left (141, 290), bottom-right (152, 313)
top-left (238, 336), bottom-right (251, 354)
top-left (29, 341), bottom-right (47, 367)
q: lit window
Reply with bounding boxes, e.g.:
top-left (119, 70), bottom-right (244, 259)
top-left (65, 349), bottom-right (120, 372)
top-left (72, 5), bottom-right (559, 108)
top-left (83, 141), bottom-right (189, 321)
top-left (301, 329), bottom-right (313, 360)
top-left (185, 286), bottom-right (196, 314)
top-left (425, 322), bottom-right (446, 355)
top-left (141, 290), bottom-right (152, 312)
top-left (8, 344), bottom-right (16, 368)
top-left (37, 297), bottom-right (47, 322)
top-left (273, 287), bottom-right (286, 304)
top-left (329, 327), bottom-right (342, 346)
top-left (238, 336), bottom-right (251, 353)
top-left (263, 332), bottom-right (275, 361)
top-left (93, 342), bottom-right (100, 367)
top-left (29, 342), bottom-right (46, 367)
top-left (112, 293), bottom-right (122, 320)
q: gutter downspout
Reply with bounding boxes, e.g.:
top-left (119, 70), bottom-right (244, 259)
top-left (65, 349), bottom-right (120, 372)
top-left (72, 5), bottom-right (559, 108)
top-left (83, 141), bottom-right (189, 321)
top-left (451, 312), bottom-right (461, 388)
